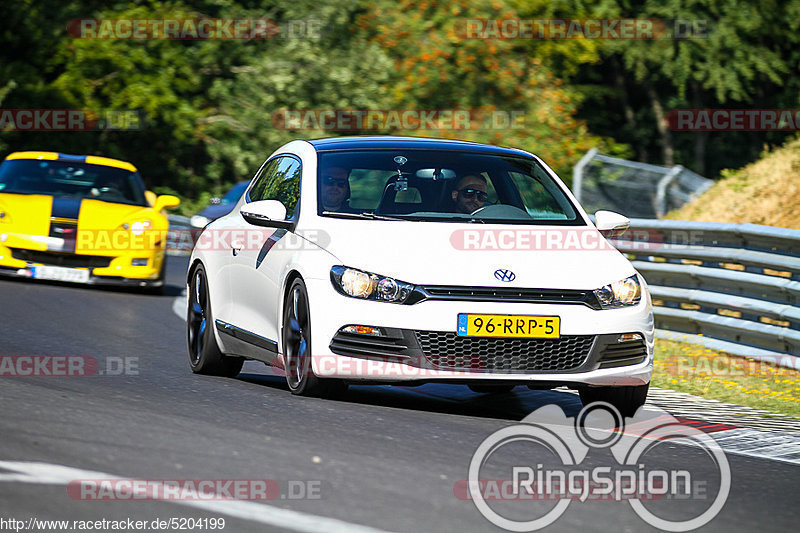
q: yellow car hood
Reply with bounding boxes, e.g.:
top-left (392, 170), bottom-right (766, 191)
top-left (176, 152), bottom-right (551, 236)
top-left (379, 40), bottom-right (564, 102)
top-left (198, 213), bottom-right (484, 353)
top-left (0, 193), bottom-right (160, 253)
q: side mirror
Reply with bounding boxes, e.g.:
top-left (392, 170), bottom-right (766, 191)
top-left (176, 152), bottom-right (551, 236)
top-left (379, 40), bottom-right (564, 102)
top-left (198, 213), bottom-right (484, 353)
top-left (240, 200), bottom-right (292, 229)
top-left (153, 194), bottom-right (180, 212)
top-left (145, 190), bottom-right (157, 206)
top-left (594, 210), bottom-right (630, 238)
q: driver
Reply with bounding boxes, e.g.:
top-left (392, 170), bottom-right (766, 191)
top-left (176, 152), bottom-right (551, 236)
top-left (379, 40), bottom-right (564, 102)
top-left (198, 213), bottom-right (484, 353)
top-left (451, 174), bottom-right (488, 214)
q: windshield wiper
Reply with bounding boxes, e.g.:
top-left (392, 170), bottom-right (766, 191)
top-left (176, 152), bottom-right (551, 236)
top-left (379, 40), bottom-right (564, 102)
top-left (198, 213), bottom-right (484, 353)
top-left (321, 211), bottom-right (408, 221)
top-left (403, 215), bottom-right (486, 223)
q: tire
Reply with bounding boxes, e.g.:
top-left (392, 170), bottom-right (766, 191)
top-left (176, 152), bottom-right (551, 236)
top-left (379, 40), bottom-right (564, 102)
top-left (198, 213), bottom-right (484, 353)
top-left (579, 383), bottom-right (649, 418)
top-left (187, 264), bottom-right (244, 377)
top-left (468, 384), bottom-right (516, 394)
top-left (282, 277), bottom-right (346, 397)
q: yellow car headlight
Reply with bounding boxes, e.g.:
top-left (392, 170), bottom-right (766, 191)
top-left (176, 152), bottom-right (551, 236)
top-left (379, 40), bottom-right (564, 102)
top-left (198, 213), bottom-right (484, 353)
top-left (121, 219), bottom-right (153, 235)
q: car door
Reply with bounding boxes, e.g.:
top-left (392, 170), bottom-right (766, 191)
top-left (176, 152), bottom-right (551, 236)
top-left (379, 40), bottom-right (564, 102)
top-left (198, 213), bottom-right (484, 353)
top-left (228, 155), bottom-right (302, 360)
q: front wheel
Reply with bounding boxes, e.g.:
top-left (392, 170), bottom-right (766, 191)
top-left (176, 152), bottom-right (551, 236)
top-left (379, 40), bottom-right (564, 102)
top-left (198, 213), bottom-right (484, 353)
top-left (282, 278), bottom-right (346, 397)
top-left (187, 264), bottom-right (244, 377)
top-left (579, 383), bottom-right (649, 418)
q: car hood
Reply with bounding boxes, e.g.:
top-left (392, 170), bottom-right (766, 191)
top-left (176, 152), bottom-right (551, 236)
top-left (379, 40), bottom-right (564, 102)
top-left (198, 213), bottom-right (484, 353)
top-left (313, 219), bottom-right (636, 289)
top-left (0, 193), bottom-right (162, 250)
top-left (198, 203), bottom-right (236, 221)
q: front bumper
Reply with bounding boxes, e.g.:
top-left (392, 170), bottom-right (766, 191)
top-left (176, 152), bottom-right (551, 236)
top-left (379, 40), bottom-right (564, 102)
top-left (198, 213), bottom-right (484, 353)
top-left (0, 243), bottom-right (165, 287)
top-left (303, 277), bottom-right (654, 387)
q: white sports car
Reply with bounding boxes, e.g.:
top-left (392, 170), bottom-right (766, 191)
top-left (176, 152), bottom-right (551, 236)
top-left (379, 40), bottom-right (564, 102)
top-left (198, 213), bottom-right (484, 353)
top-left (186, 137), bottom-right (654, 415)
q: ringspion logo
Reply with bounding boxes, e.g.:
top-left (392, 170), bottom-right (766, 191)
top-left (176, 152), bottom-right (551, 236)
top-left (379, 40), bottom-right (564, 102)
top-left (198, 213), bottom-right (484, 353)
top-left (465, 403), bottom-right (730, 531)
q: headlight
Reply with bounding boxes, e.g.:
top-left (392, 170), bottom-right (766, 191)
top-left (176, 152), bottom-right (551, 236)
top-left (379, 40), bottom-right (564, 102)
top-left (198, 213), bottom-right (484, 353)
top-left (190, 215), bottom-right (211, 228)
top-left (121, 219), bottom-right (152, 236)
top-left (594, 274), bottom-right (641, 309)
top-left (330, 266), bottom-right (415, 304)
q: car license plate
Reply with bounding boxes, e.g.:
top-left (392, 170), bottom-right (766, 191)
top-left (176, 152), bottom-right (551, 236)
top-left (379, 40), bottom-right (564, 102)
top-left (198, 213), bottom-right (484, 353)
top-left (457, 314), bottom-right (560, 338)
top-left (31, 266), bottom-right (90, 283)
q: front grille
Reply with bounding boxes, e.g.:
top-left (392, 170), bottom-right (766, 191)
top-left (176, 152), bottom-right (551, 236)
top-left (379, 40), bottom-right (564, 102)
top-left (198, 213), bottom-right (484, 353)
top-left (10, 248), bottom-right (112, 269)
top-left (597, 339), bottom-right (648, 368)
top-left (49, 220), bottom-right (77, 239)
top-left (414, 330), bottom-right (595, 373)
top-left (418, 286), bottom-right (601, 309)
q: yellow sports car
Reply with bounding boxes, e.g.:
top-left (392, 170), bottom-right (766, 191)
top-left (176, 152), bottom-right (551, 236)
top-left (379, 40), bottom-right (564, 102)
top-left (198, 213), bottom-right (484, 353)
top-left (0, 151), bottom-right (179, 291)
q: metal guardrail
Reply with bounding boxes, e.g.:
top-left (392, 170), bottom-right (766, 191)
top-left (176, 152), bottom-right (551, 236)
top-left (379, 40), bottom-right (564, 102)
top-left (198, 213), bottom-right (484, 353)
top-left (167, 214), bottom-right (799, 359)
top-left (166, 214), bottom-right (194, 255)
top-left (613, 219), bottom-right (800, 359)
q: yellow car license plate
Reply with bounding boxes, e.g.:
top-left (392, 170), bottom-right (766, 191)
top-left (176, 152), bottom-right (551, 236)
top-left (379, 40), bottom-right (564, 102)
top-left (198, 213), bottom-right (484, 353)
top-left (457, 314), bottom-right (560, 338)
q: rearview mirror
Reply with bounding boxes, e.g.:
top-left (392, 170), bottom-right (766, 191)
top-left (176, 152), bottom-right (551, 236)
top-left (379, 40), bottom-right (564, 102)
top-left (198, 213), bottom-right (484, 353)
top-left (153, 194), bottom-right (180, 211)
top-left (594, 210), bottom-right (630, 237)
top-left (415, 168), bottom-right (456, 180)
top-left (240, 200), bottom-right (292, 229)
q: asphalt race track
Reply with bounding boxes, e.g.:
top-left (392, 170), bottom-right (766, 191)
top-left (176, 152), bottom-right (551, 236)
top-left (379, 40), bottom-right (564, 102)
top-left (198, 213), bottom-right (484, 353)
top-left (1, 256), bottom-right (798, 532)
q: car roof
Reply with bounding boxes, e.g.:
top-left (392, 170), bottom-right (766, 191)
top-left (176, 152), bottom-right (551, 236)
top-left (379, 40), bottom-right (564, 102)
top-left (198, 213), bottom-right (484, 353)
top-left (307, 136), bottom-right (533, 157)
top-left (4, 151), bottom-right (137, 172)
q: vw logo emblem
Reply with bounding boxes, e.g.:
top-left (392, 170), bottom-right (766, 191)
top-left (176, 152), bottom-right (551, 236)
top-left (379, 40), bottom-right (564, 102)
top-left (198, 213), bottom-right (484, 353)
top-left (494, 269), bottom-right (516, 282)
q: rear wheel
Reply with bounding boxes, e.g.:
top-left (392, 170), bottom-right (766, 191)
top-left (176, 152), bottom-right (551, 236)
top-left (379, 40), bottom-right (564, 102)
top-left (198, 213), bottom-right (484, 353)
top-left (282, 278), bottom-right (346, 397)
top-left (187, 264), bottom-right (244, 377)
top-left (579, 383), bottom-right (649, 418)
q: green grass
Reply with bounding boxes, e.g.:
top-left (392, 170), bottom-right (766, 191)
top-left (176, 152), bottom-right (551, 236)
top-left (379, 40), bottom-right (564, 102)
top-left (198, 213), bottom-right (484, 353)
top-left (652, 339), bottom-right (800, 418)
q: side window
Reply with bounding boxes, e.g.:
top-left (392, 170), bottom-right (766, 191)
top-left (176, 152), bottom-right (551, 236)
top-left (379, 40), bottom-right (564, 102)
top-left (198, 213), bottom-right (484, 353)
top-left (248, 159), bottom-right (279, 202)
top-left (247, 156), bottom-right (302, 219)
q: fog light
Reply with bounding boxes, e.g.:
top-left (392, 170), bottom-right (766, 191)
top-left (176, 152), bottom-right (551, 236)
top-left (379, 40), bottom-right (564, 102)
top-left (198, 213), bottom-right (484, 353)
top-left (131, 258), bottom-right (148, 266)
top-left (618, 333), bottom-right (643, 343)
top-left (341, 325), bottom-right (383, 336)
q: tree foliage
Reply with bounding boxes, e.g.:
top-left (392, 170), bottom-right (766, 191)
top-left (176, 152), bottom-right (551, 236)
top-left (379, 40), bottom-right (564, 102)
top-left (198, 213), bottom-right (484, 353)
top-left (1, 0), bottom-right (797, 206)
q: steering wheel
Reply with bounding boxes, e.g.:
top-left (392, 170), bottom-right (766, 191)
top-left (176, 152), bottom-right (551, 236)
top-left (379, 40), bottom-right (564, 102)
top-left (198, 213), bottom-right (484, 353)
top-left (470, 204), bottom-right (532, 218)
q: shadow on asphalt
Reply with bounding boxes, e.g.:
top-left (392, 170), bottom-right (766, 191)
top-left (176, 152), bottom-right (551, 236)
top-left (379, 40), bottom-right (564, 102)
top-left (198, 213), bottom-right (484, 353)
top-left (237, 372), bottom-right (583, 421)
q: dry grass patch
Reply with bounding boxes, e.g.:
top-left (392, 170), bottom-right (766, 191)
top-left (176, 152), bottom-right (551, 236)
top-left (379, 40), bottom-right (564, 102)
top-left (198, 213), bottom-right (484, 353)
top-left (667, 137), bottom-right (800, 229)
top-left (652, 339), bottom-right (800, 418)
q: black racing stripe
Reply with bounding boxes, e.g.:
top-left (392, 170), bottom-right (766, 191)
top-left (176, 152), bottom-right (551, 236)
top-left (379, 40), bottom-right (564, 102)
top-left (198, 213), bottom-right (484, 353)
top-left (50, 198), bottom-right (82, 253)
top-left (51, 197), bottom-right (82, 220)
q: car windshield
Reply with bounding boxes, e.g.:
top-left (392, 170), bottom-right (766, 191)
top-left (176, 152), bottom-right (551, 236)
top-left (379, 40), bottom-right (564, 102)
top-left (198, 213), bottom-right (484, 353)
top-left (317, 149), bottom-right (583, 225)
top-left (0, 159), bottom-right (148, 206)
